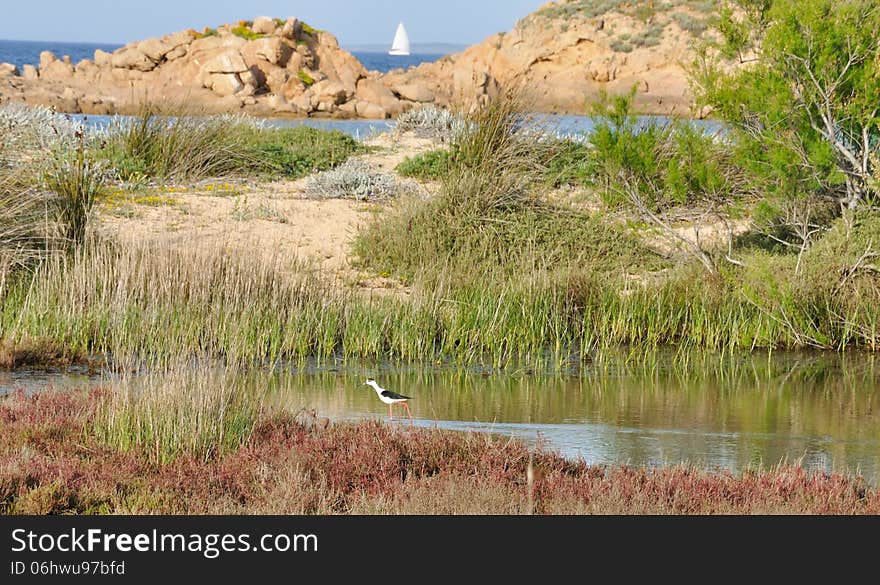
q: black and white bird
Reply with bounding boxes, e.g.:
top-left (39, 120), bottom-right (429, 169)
top-left (365, 379), bottom-right (413, 422)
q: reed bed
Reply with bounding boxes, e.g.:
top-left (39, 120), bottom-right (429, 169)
top-left (94, 366), bottom-right (271, 465)
top-left (1, 387), bottom-right (877, 515)
top-left (1, 235), bottom-right (879, 371)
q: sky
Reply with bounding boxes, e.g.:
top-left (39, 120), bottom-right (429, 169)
top-left (0, 0), bottom-right (548, 47)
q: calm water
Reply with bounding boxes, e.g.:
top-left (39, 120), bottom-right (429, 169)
top-left (355, 52), bottom-right (446, 73)
top-left (3, 352), bottom-right (879, 482)
top-left (0, 39), bottom-right (442, 74)
top-left (66, 113), bottom-right (722, 142)
top-left (0, 39), bottom-right (122, 68)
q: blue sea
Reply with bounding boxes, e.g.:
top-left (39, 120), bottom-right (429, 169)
top-left (355, 52), bottom-right (445, 72)
top-left (0, 39), bottom-right (122, 68)
top-left (0, 39), bottom-right (442, 73)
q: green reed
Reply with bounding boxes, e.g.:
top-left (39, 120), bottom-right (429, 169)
top-left (1, 235), bottom-right (879, 371)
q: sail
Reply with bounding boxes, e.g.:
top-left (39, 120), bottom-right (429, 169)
top-left (389, 22), bottom-right (411, 56)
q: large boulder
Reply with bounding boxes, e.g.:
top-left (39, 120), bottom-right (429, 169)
top-left (135, 31), bottom-right (194, 63)
top-left (209, 73), bottom-right (244, 96)
top-left (240, 66), bottom-right (267, 94)
top-left (251, 16), bottom-right (277, 36)
top-left (111, 47), bottom-right (156, 72)
top-left (392, 82), bottom-right (434, 103)
top-left (281, 77), bottom-right (308, 102)
top-left (281, 18), bottom-right (302, 40)
top-left (94, 49), bottom-right (112, 67)
top-left (190, 34), bottom-right (246, 57)
top-left (40, 59), bottom-right (75, 80)
top-left (165, 44), bottom-right (188, 61)
top-left (0, 63), bottom-right (18, 77)
top-left (265, 93), bottom-right (290, 113)
top-left (290, 89), bottom-right (313, 113)
top-left (21, 65), bottom-right (38, 80)
top-left (355, 78), bottom-right (400, 112)
top-left (355, 101), bottom-right (388, 119)
top-left (74, 60), bottom-right (99, 81)
top-left (265, 67), bottom-right (291, 93)
top-left (285, 51), bottom-right (305, 75)
top-left (242, 37), bottom-right (290, 67)
top-left (137, 38), bottom-right (172, 62)
top-left (311, 79), bottom-right (351, 105)
top-left (39, 51), bottom-right (58, 70)
top-left (203, 51), bottom-right (248, 74)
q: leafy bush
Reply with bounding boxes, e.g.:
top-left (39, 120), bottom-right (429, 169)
top-left (395, 106), bottom-right (466, 142)
top-left (694, 0), bottom-right (880, 209)
top-left (581, 90), bottom-right (735, 210)
top-left (396, 149), bottom-right (453, 180)
top-left (544, 140), bottom-right (594, 187)
top-left (609, 38), bottom-right (634, 53)
top-left (631, 23), bottom-right (665, 48)
top-left (230, 26), bottom-right (266, 41)
top-left (249, 126), bottom-right (360, 178)
top-left (673, 12), bottom-right (709, 36)
top-left (537, 0), bottom-right (625, 20)
top-left (0, 104), bottom-right (79, 170)
top-left (801, 212), bottom-right (880, 303)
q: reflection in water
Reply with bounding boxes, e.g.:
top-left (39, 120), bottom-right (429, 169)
top-left (0, 368), bottom-right (95, 397)
top-left (2, 352), bottom-right (878, 482)
top-left (260, 352), bottom-right (880, 482)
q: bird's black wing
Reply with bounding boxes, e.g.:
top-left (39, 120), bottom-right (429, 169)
top-left (381, 390), bottom-right (411, 400)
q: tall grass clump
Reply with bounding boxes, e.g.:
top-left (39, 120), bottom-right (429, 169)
top-left (95, 367), bottom-right (270, 464)
top-left (0, 104), bottom-right (77, 294)
top-left (0, 177), bottom-right (52, 297)
top-left (0, 237), bottom-right (586, 366)
top-left (100, 108), bottom-right (361, 182)
top-left (43, 129), bottom-right (109, 248)
top-left (99, 107), bottom-right (264, 182)
top-left (356, 91), bottom-right (657, 281)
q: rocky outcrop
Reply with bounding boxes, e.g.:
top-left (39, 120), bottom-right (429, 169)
top-left (0, 16), bottom-right (417, 119)
top-left (379, 1), bottom-right (724, 115)
top-left (0, 63), bottom-right (18, 77)
top-left (0, 3), bottom-right (729, 118)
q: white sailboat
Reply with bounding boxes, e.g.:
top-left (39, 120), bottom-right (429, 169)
top-left (389, 22), bottom-right (411, 56)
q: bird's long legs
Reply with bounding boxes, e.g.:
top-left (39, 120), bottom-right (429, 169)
top-left (388, 403), bottom-right (414, 425)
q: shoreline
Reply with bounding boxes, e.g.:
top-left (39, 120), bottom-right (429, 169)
top-left (1, 387), bottom-right (876, 515)
top-left (0, 92), bottom-right (714, 122)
